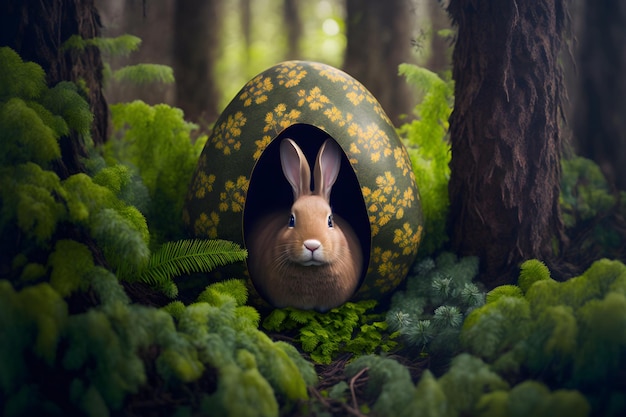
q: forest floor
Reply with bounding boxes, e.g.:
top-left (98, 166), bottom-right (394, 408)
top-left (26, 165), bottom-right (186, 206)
top-left (116, 205), bottom-right (626, 417)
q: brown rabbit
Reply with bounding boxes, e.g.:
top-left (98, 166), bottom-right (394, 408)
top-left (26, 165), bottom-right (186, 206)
top-left (247, 138), bottom-right (363, 311)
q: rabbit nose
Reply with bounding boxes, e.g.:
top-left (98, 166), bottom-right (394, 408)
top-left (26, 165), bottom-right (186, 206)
top-left (304, 239), bottom-right (321, 252)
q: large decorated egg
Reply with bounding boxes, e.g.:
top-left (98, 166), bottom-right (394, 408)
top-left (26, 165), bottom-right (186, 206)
top-left (183, 60), bottom-right (423, 304)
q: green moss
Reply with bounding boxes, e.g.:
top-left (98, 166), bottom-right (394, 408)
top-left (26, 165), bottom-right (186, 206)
top-left (48, 240), bottom-right (95, 297)
top-left (456, 259), bottom-right (626, 416)
top-left (486, 285), bottom-right (523, 303)
top-left (518, 259), bottom-right (551, 294)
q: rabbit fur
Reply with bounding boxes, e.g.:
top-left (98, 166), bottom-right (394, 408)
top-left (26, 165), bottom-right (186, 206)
top-left (247, 138), bottom-right (363, 311)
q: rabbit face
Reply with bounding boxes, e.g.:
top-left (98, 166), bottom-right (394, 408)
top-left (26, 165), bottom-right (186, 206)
top-left (281, 195), bottom-right (338, 266)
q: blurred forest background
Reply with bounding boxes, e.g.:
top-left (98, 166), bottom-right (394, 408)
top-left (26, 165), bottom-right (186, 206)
top-left (96, 0), bottom-right (451, 127)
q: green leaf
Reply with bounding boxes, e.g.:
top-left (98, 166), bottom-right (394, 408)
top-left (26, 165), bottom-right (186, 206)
top-left (136, 239), bottom-right (247, 297)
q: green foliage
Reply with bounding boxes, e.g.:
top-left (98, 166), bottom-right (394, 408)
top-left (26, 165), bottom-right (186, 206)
top-left (123, 239), bottom-right (248, 298)
top-left (460, 259), bottom-right (626, 416)
top-left (397, 63), bottom-right (454, 256)
top-left (0, 48), bottom-right (91, 169)
top-left (342, 352), bottom-right (588, 417)
top-left (1, 275), bottom-right (316, 416)
top-left (386, 252), bottom-right (484, 357)
top-left (560, 156), bottom-right (615, 227)
top-left (0, 47), bottom-right (319, 417)
top-left (63, 35), bottom-right (172, 87)
top-left (560, 156), bottom-right (626, 256)
top-left (0, 48), bottom-right (151, 286)
top-left (518, 259), bottom-right (551, 293)
top-left (107, 100), bottom-right (208, 243)
top-left (113, 64), bottom-right (175, 85)
top-left (345, 355), bottom-right (415, 416)
top-left (48, 240), bottom-right (95, 297)
top-left (476, 380), bottom-right (590, 417)
top-left (63, 34), bottom-right (141, 56)
top-left (0, 47), bottom-right (46, 100)
top-left (169, 280), bottom-right (315, 416)
top-left (263, 300), bottom-right (397, 364)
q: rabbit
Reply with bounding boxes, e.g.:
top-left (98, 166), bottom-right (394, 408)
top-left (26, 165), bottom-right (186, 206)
top-left (247, 137), bottom-right (363, 312)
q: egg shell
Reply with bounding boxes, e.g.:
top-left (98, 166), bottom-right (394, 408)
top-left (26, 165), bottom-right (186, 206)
top-left (184, 60), bottom-right (424, 303)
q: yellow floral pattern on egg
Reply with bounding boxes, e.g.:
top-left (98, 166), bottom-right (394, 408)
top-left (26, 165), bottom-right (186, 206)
top-left (192, 172), bottom-right (216, 199)
top-left (212, 111), bottom-right (246, 155)
top-left (297, 86), bottom-right (330, 110)
top-left (361, 171), bottom-right (415, 237)
top-left (194, 211), bottom-right (220, 239)
top-left (239, 75), bottom-right (273, 107)
top-left (264, 103), bottom-right (302, 135)
top-left (275, 62), bottom-right (307, 87)
top-left (184, 60), bottom-right (424, 303)
top-left (371, 247), bottom-right (408, 294)
top-left (219, 176), bottom-right (249, 213)
top-left (394, 223), bottom-right (423, 257)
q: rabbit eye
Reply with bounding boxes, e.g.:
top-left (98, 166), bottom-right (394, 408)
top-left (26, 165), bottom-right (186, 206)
top-left (327, 214), bottom-right (334, 228)
top-left (288, 213), bottom-right (295, 228)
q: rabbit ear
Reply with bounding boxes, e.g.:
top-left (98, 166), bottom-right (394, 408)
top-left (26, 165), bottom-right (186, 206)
top-left (280, 138), bottom-right (311, 199)
top-left (313, 138), bottom-right (341, 202)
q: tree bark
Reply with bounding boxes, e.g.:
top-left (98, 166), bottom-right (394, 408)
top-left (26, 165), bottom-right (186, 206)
top-left (446, 0), bottom-right (567, 283)
top-left (173, 0), bottom-right (222, 124)
top-left (98, 0), bottom-right (176, 107)
top-left (343, 0), bottom-right (415, 125)
top-left (574, 1), bottom-right (626, 192)
top-left (240, 0), bottom-right (252, 64)
top-left (426, 0), bottom-right (451, 74)
top-left (0, 0), bottom-right (108, 177)
top-left (283, 0), bottom-right (302, 60)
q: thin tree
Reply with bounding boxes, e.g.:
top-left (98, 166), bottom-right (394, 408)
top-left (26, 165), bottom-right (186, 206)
top-left (283, 0), bottom-right (302, 60)
top-left (173, 0), bottom-right (222, 124)
top-left (574, 1), bottom-right (626, 192)
top-left (343, 0), bottom-right (415, 125)
top-left (446, 0), bottom-right (568, 283)
top-left (98, 0), bottom-right (176, 107)
top-left (426, 0), bottom-right (451, 74)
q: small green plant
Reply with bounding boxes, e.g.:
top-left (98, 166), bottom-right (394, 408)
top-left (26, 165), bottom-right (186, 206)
top-left (105, 100), bottom-right (207, 245)
top-left (397, 63), bottom-right (454, 256)
top-left (63, 34), bottom-right (175, 87)
top-left (560, 156), bottom-right (616, 228)
top-left (386, 252), bottom-right (484, 357)
top-left (559, 156), bottom-right (625, 257)
top-left (263, 300), bottom-right (398, 364)
top-left (123, 238), bottom-right (248, 298)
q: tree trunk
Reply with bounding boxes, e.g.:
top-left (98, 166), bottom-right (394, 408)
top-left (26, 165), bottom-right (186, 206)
top-left (426, 0), bottom-right (451, 74)
top-left (446, 0), bottom-right (567, 283)
top-left (283, 0), bottom-right (302, 60)
top-left (343, 0), bottom-right (415, 125)
top-left (574, 1), bottom-right (626, 192)
top-left (98, 0), bottom-right (176, 107)
top-left (240, 0), bottom-right (252, 64)
top-left (173, 0), bottom-right (222, 124)
top-left (0, 0), bottom-right (108, 177)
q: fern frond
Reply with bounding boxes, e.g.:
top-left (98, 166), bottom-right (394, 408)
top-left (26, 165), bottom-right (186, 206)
top-left (137, 239), bottom-right (247, 294)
